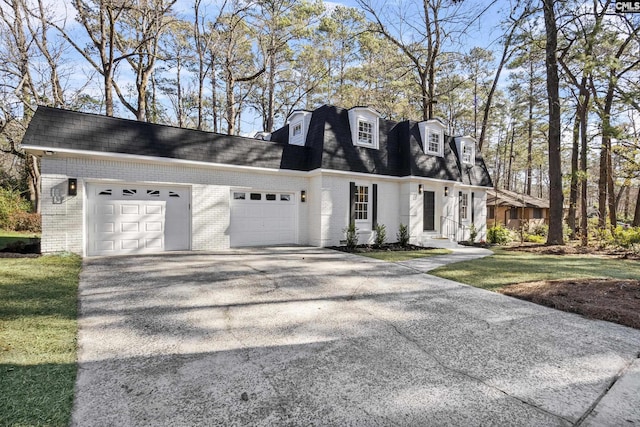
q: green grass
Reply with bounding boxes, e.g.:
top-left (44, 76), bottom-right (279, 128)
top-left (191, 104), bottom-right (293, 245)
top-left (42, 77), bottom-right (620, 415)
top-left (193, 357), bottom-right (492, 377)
top-left (430, 247), bottom-right (640, 291)
top-left (359, 248), bottom-right (451, 262)
top-left (0, 229), bottom-right (40, 251)
top-left (0, 254), bottom-right (82, 427)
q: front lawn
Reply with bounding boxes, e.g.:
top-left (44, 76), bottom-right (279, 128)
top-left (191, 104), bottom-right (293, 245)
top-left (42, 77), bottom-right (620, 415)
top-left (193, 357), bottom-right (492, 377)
top-left (430, 248), bottom-right (640, 291)
top-left (0, 255), bottom-right (82, 426)
top-left (360, 248), bottom-right (451, 262)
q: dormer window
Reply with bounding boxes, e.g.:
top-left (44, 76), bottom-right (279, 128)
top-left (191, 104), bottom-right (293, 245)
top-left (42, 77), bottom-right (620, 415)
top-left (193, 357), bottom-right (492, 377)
top-left (286, 110), bottom-right (312, 146)
top-left (461, 140), bottom-right (474, 165)
top-left (292, 122), bottom-right (302, 137)
top-left (358, 120), bottom-right (374, 145)
top-left (418, 119), bottom-right (446, 157)
top-left (428, 129), bottom-right (442, 155)
top-left (348, 107), bottom-right (381, 149)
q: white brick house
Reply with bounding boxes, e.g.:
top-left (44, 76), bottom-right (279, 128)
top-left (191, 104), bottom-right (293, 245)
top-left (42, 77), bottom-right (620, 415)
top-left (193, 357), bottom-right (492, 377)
top-left (21, 105), bottom-right (493, 256)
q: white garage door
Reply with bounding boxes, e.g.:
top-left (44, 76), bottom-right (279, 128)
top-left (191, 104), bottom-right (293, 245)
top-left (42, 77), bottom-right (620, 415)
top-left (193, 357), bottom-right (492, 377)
top-left (87, 184), bottom-right (190, 256)
top-left (229, 190), bottom-right (297, 247)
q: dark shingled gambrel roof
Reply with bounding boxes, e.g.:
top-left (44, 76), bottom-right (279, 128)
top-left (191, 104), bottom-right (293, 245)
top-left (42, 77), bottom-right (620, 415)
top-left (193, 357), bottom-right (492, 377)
top-left (21, 106), bottom-right (310, 171)
top-left (21, 105), bottom-right (493, 187)
top-left (268, 105), bottom-right (492, 187)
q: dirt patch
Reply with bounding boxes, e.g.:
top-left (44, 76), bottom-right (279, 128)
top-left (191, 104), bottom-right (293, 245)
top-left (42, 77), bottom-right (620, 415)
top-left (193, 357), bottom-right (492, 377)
top-left (499, 279), bottom-right (640, 330)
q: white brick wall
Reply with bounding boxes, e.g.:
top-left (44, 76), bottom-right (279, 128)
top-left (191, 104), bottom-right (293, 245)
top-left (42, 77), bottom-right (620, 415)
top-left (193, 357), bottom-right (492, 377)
top-left (40, 156), bottom-right (488, 254)
top-left (41, 157), bottom-right (309, 255)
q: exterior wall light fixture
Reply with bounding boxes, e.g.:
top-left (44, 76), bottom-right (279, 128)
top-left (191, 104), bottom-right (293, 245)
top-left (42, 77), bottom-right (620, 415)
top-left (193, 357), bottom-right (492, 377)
top-left (68, 178), bottom-right (78, 197)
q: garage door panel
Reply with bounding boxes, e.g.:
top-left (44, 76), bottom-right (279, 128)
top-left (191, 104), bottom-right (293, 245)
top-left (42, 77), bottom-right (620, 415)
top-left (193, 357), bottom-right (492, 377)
top-left (88, 184), bottom-right (190, 256)
top-left (230, 191), bottom-right (297, 247)
top-left (121, 204), bottom-right (140, 215)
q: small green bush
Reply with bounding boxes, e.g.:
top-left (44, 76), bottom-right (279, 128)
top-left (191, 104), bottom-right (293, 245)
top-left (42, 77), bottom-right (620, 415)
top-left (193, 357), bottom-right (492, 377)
top-left (530, 223), bottom-right (548, 237)
top-left (374, 223), bottom-right (386, 247)
top-left (613, 226), bottom-right (640, 253)
top-left (524, 234), bottom-right (545, 244)
top-left (0, 188), bottom-right (32, 230)
top-left (397, 223), bottom-right (410, 248)
top-left (344, 221), bottom-right (359, 251)
top-left (469, 223), bottom-right (478, 243)
top-left (487, 223), bottom-right (511, 245)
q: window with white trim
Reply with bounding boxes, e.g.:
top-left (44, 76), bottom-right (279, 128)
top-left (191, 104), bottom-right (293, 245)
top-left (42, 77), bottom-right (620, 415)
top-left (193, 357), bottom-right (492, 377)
top-left (355, 185), bottom-right (369, 220)
top-left (292, 122), bottom-right (302, 136)
top-left (462, 142), bottom-right (473, 164)
top-left (427, 129), bottom-right (443, 155)
top-left (357, 120), bottom-right (374, 146)
top-left (460, 193), bottom-right (469, 220)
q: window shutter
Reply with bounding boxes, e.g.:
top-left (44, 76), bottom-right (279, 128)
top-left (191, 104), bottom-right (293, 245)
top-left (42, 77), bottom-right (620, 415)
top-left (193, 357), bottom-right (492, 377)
top-left (372, 184), bottom-right (378, 228)
top-left (349, 182), bottom-right (356, 223)
top-left (471, 192), bottom-right (475, 223)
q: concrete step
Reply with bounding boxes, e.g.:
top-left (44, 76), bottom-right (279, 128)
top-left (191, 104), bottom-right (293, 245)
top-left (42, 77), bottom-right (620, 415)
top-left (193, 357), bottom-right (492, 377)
top-left (422, 237), bottom-right (462, 250)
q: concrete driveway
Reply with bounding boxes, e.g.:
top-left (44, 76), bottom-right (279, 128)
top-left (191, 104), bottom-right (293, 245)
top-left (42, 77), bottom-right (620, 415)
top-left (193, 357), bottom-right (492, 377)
top-left (73, 247), bottom-right (640, 426)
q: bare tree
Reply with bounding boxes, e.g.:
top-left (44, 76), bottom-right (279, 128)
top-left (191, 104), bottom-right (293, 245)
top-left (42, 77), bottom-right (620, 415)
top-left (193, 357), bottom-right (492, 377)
top-left (115, 0), bottom-right (178, 121)
top-left (49, 0), bottom-right (130, 116)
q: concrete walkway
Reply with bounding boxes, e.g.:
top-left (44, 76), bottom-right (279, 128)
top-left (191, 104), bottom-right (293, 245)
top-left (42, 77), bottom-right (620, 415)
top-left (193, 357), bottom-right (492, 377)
top-left (397, 245), bottom-right (493, 272)
top-left (72, 247), bottom-right (640, 426)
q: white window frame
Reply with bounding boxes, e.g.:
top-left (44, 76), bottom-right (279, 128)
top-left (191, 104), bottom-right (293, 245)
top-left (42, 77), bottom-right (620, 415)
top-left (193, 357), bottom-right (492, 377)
top-left (286, 111), bottom-right (311, 146)
top-left (426, 128), bottom-right (444, 156)
top-left (357, 120), bottom-right (374, 146)
top-left (348, 107), bottom-right (380, 149)
top-left (461, 141), bottom-right (474, 165)
top-left (460, 192), bottom-right (469, 221)
top-left (354, 185), bottom-right (369, 221)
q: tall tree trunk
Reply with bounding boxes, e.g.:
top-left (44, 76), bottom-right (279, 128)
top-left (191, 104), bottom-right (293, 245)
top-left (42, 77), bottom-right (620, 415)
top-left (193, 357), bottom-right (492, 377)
top-left (580, 95), bottom-right (589, 246)
top-left (543, 0), bottom-right (564, 245)
top-left (567, 113), bottom-right (579, 239)
top-left (266, 46), bottom-right (276, 132)
top-left (633, 187), bottom-right (640, 227)
top-left (600, 83), bottom-right (616, 229)
top-left (506, 126), bottom-right (515, 191)
top-left (526, 57), bottom-right (534, 195)
top-left (623, 185), bottom-right (630, 219)
top-left (212, 57), bottom-right (218, 133)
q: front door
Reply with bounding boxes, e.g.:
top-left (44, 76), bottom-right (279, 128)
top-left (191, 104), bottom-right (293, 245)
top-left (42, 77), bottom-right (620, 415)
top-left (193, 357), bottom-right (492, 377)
top-left (423, 191), bottom-right (435, 231)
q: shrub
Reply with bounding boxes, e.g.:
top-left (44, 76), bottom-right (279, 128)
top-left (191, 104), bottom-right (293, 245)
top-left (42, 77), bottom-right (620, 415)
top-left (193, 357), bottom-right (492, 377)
top-left (343, 221), bottom-right (359, 251)
top-left (468, 223), bottom-right (478, 243)
top-left (524, 233), bottom-right (545, 244)
top-left (613, 226), bottom-right (640, 253)
top-left (11, 211), bottom-right (41, 233)
top-left (374, 223), bottom-right (386, 248)
top-left (0, 188), bottom-right (32, 230)
top-left (530, 223), bottom-right (548, 237)
top-left (487, 223), bottom-right (511, 245)
top-left (397, 223), bottom-right (410, 248)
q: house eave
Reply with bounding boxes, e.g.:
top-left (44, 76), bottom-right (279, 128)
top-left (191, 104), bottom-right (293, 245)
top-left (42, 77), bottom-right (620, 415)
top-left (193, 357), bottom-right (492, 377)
top-left (22, 145), bottom-right (311, 177)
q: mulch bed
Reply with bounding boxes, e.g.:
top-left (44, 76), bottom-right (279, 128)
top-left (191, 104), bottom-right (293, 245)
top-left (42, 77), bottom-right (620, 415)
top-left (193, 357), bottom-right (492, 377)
top-left (0, 239), bottom-right (41, 258)
top-left (329, 243), bottom-right (435, 253)
top-left (499, 278), bottom-right (640, 330)
top-left (505, 243), bottom-right (640, 259)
